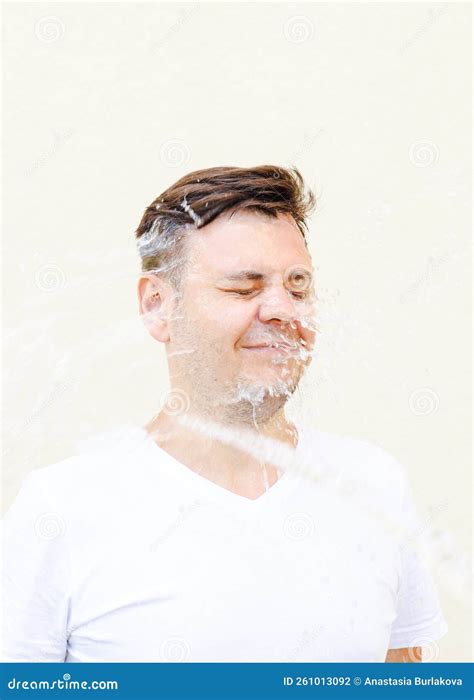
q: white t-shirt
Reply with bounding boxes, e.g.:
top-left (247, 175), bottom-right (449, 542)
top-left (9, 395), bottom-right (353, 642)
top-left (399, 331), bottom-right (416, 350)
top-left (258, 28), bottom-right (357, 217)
top-left (1, 423), bottom-right (447, 662)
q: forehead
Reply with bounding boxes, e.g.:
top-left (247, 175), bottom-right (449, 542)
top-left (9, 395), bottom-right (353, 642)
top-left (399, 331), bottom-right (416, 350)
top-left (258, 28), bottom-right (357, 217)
top-left (185, 209), bottom-right (312, 277)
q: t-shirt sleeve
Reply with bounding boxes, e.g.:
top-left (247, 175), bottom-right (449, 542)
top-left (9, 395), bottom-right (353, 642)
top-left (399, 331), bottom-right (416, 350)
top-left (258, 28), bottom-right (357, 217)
top-left (388, 473), bottom-right (448, 650)
top-left (1, 470), bottom-right (70, 662)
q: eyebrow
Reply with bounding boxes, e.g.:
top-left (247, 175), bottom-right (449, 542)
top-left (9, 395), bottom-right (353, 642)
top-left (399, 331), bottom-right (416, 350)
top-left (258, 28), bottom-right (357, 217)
top-left (219, 271), bottom-right (266, 283)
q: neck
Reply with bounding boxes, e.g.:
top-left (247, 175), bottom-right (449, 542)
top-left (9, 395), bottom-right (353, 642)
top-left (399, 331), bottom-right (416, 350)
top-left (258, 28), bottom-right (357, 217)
top-left (147, 401), bottom-right (297, 446)
top-left (144, 401), bottom-right (298, 499)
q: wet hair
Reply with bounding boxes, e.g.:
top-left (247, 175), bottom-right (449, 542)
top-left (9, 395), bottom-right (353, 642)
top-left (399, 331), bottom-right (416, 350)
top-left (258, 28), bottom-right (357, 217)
top-left (134, 165), bottom-right (316, 286)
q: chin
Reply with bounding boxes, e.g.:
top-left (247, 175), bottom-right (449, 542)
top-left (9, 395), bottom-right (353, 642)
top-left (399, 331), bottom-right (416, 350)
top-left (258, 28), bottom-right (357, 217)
top-left (249, 365), bottom-right (303, 393)
top-left (236, 376), bottom-right (299, 406)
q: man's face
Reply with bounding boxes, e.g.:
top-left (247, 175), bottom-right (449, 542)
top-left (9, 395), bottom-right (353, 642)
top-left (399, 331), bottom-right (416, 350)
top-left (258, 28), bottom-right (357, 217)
top-left (166, 209), bottom-right (316, 418)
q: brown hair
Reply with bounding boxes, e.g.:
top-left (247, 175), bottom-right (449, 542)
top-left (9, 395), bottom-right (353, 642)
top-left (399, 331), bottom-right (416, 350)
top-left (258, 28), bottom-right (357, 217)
top-left (135, 165), bottom-right (316, 285)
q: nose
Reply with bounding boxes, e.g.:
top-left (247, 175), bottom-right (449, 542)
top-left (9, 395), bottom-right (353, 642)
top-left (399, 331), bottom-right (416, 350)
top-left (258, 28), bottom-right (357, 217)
top-left (257, 285), bottom-right (317, 350)
top-left (257, 285), bottom-right (299, 325)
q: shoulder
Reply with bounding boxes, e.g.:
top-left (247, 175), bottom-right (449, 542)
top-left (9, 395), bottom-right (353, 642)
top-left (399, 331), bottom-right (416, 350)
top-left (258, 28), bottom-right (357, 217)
top-left (4, 424), bottom-right (152, 522)
top-left (297, 424), bottom-right (408, 499)
top-left (298, 423), bottom-right (405, 467)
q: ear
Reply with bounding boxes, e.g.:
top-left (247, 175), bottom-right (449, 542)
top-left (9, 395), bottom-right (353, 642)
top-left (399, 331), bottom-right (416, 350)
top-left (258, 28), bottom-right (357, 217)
top-left (137, 274), bottom-right (175, 343)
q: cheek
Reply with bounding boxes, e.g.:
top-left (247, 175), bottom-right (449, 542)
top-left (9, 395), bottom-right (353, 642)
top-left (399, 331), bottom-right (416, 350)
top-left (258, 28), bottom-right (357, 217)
top-left (207, 297), bottom-right (256, 342)
top-left (300, 324), bottom-right (316, 350)
top-left (180, 294), bottom-right (255, 347)
top-left (295, 303), bottom-right (317, 349)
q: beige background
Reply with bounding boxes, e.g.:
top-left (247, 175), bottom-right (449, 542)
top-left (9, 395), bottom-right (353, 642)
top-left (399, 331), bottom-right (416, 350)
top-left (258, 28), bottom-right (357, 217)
top-left (2, 2), bottom-right (471, 661)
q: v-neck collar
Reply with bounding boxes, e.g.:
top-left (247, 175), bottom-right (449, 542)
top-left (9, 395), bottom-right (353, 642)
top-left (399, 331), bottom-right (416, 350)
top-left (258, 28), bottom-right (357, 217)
top-left (136, 424), bottom-right (303, 510)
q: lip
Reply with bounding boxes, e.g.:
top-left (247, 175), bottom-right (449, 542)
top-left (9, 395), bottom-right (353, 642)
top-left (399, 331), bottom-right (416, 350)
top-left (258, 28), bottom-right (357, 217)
top-left (240, 343), bottom-right (299, 354)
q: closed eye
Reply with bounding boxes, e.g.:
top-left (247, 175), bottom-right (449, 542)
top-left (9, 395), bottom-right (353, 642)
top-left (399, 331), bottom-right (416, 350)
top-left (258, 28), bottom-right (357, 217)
top-left (289, 290), bottom-right (310, 299)
top-left (221, 288), bottom-right (258, 296)
top-left (222, 288), bottom-right (309, 299)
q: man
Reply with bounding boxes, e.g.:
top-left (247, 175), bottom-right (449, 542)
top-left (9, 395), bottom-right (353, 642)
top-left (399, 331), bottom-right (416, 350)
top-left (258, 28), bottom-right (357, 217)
top-left (1, 166), bottom-right (447, 662)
